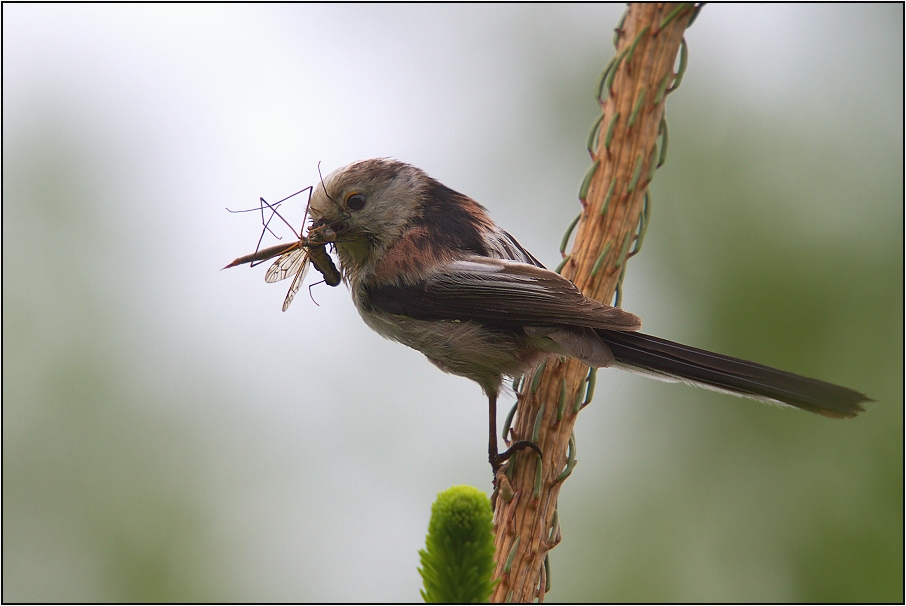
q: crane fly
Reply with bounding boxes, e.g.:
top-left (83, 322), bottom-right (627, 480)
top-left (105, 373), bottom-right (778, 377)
top-left (225, 186), bottom-right (341, 311)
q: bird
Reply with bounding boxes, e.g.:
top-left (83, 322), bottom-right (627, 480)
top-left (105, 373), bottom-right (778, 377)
top-left (294, 158), bottom-right (870, 474)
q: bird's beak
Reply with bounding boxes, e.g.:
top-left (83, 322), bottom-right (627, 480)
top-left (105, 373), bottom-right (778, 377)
top-left (309, 216), bottom-right (343, 244)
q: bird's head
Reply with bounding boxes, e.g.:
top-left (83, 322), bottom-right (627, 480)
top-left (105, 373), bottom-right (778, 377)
top-left (308, 159), bottom-right (432, 275)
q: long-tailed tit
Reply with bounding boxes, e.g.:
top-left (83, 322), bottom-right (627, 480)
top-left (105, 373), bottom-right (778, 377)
top-left (298, 158), bottom-right (869, 472)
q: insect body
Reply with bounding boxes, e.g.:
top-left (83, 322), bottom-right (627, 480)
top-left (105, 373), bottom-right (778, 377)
top-left (225, 188), bottom-right (342, 311)
top-left (307, 239), bottom-right (342, 287)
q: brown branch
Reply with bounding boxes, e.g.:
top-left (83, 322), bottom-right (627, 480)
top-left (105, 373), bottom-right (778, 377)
top-left (490, 4), bottom-right (697, 602)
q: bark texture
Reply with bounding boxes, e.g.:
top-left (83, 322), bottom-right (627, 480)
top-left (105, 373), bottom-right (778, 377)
top-left (491, 4), bottom-right (697, 602)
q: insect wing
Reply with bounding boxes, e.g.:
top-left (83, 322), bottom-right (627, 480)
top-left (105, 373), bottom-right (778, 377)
top-left (281, 256), bottom-right (311, 312)
top-left (265, 245), bottom-right (306, 283)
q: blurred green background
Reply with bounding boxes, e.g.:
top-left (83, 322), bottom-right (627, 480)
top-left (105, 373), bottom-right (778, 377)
top-left (3, 4), bottom-right (901, 602)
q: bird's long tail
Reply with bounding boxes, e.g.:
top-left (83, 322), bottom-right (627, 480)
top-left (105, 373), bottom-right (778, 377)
top-left (597, 330), bottom-right (870, 419)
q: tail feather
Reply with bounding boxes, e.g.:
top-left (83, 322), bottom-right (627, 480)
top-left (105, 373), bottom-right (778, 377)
top-left (598, 330), bottom-right (870, 419)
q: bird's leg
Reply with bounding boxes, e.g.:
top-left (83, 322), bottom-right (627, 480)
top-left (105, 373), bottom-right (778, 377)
top-left (488, 392), bottom-right (500, 473)
top-left (488, 393), bottom-right (542, 477)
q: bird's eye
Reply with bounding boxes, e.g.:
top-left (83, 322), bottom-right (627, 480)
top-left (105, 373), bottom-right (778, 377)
top-left (346, 193), bottom-right (366, 211)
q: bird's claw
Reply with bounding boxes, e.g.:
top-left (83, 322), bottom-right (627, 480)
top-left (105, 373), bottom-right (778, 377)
top-left (490, 440), bottom-right (542, 474)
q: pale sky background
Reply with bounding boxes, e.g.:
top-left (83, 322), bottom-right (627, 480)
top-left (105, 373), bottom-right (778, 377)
top-left (3, 4), bottom-right (902, 602)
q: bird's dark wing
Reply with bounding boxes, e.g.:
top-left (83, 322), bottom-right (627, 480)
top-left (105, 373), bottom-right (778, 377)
top-left (365, 257), bottom-right (641, 331)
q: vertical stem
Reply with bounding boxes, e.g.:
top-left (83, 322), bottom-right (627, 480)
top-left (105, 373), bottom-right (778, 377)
top-left (490, 4), bottom-right (696, 602)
